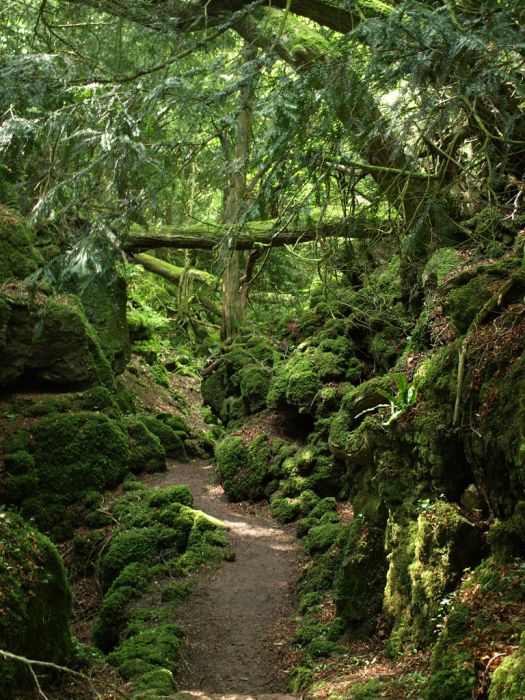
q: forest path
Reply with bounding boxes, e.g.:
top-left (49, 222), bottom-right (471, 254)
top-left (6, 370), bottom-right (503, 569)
top-left (142, 458), bottom-right (301, 694)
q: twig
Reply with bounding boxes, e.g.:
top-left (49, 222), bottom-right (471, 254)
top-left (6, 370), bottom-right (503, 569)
top-left (0, 649), bottom-right (102, 700)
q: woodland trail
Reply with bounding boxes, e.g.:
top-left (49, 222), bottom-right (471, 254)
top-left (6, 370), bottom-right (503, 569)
top-left (142, 458), bottom-right (301, 695)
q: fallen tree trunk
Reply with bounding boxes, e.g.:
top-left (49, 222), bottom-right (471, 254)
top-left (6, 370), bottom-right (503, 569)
top-left (124, 219), bottom-right (348, 253)
top-left (133, 252), bottom-right (294, 309)
top-left (133, 252), bottom-right (216, 286)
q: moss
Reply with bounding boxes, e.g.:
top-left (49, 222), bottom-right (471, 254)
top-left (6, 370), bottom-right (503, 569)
top-left (0, 511), bottom-right (72, 696)
top-left (108, 623), bottom-right (183, 680)
top-left (297, 546), bottom-right (338, 596)
top-left (93, 563), bottom-right (150, 653)
top-left (334, 517), bottom-right (387, 637)
top-left (132, 667), bottom-right (177, 696)
top-left (307, 638), bottom-right (346, 658)
top-left (447, 276), bottom-right (493, 333)
top-left (161, 580), bottom-right (192, 602)
top-left (148, 485), bottom-right (194, 509)
top-left (488, 631), bottom-right (525, 699)
top-left (140, 416), bottom-right (187, 460)
top-left (270, 494), bottom-right (301, 523)
top-left (77, 385), bottom-right (120, 415)
top-left (422, 247), bottom-right (461, 288)
top-left (268, 349), bottom-right (322, 414)
top-left (101, 529), bottom-right (158, 589)
top-left (239, 364), bottom-right (271, 413)
top-left (304, 523), bottom-right (341, 554)
top-left (66, 268), bottom-right (130, 374)
top-left (296, 517), bottom-right (319, 538)
top-left (73, 529), bottom-right (106, 575)
top-left (488, 502), bottom-right (525, 562)
top-left (3, 413), bottom-right (129, 534)
top-left (215, 434), bottom-right (272, 501)
top-left (33, 411), bottom-right (130, 498)
top-left (309, 497), bottom-right (337, 519)
top-left (385, 501), bottom-right (483, 653)
top-left (201, 335), bottom-right (278, 426)
top-left (125, 418), bottom-right (166, 474)
top-left (0, 206), bottom-right (43, 283)
top-left (156, 413), bottom-right (190, 435)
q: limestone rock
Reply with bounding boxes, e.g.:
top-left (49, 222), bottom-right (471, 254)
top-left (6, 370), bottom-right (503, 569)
top-left (0, 286), bottom-right (114, 388)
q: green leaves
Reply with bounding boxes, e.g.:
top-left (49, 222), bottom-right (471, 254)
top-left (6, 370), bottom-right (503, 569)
top-left (378, 373), bottom-right (418, 426)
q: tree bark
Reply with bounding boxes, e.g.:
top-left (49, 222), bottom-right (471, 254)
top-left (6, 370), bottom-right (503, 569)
top-left (220, 43), bottom-right (258, 340)
top-left (65, 0), bottom-right (390, 35)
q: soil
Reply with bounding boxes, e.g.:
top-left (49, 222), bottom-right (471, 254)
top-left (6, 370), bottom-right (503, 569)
top-left (142, 457), bottom-right (301, 695)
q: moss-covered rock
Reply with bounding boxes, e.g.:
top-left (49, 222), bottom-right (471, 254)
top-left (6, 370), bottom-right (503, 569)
top-left (488, 631), bottom-right (525, 699)
top-left (63, 268), bottom-right (130, 374)
top-left (33, 411), bottom-right (130, 499)
top-left (268, 349), bottom-right (322, 415)
top-left (140, 416), bottom-right (187, 460)
top-left (385, 501), bottom-right (483, 653)
top-left (426, 557), bottom-right (525, 700)
top-left (1, 413), bottom-right (130, 537)
top-left (201, 335), bottom-right (279, 425)
top-left (215, 433), bottom-right (272, 501)
top-left (125, 418), bottom-right (167, 473)
top-left (334, 516), bottom-right (387, 637)
top-left (0, 206), bottom-right (43, 283)
top-left (0, 286), bottom-right (115, 389)
top-left (0, 512), bottom-right (72, 696)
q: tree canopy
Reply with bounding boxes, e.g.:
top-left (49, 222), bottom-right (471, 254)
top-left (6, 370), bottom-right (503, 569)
top-left (1, 0), bottom-right (524, 322)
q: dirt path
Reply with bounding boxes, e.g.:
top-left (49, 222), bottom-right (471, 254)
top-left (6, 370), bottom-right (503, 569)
top-left (143, 458), bottom-right (301, 694)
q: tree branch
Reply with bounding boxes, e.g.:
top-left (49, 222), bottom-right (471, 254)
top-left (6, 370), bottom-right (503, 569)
top-left (0, 649), bottom-right (103, 700)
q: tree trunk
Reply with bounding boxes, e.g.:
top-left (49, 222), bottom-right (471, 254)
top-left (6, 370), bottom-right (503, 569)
top-left (220, 44), bottom-right (258, 340)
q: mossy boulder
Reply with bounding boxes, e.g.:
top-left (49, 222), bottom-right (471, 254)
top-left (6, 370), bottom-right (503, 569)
top-left (0, 206), bottom-right (43, 283)
top-left (140, 416), bottom-right (187, 461)
top-left (334, 516), bottom-right (387, 637)
top-left (384, 501), bottom-right (483, 652)
top-left (3, 413), bottom-right (130, 536)
top-left (488, 631), bottom-right (525, 699)
top-left (63, 268), bottom-right (130, 374)
top-left (426, 557), bottom-right (525, 700)
top-left (201, 335), bottom-right (279, 425)
top-left (267, 348), bottom-right (323, 415)
top-left (33, 412), bottom-right (130, 498)
top-left (125, 418), bottom-right (167, 474)
top-left (0, 512), bottom-right (72, 696)
top-left (0, 286), bottom-right (115, 389)
top-left (215, 433), bottom-right (271, 501)
top-left (328, 376), bottom-right (392, 461)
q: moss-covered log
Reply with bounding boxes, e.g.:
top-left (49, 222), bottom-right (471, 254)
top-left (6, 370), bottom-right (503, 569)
top-left (124, 219), bottom-right (349, 253)
top-left (133, 253), bottom-right (216, 285)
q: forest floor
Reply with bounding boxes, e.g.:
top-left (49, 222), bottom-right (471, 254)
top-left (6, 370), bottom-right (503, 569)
top-left (142, 457), bottom-right (301, 694)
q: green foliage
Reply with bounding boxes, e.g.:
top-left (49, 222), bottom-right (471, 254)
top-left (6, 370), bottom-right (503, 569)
top-left (377, 373), bottom-right (419, 425)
